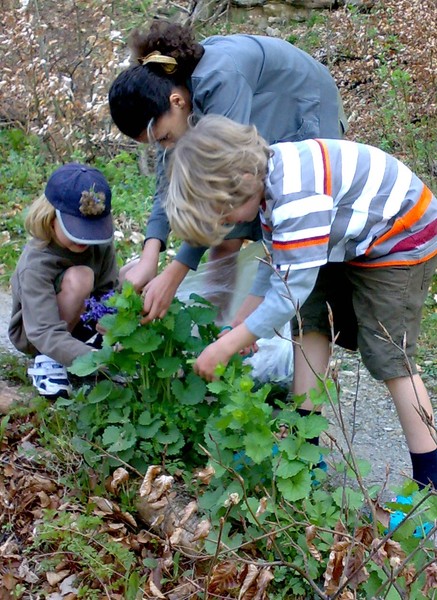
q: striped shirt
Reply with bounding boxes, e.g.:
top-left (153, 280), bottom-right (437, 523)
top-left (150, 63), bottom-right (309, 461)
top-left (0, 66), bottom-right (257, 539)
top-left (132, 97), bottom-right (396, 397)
top-left (245, 139), bottom-right (437, 339)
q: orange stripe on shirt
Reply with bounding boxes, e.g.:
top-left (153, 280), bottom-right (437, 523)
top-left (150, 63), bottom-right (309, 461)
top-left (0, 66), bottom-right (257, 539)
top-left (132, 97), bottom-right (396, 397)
top-left (349, 246), bottom-right (437, 268)
top-left (365, 184), bottom-right (433, 256)
top-left (273, 234), bottom-right (330, 251)
top-left (315, 139), bottom-right (332, 196)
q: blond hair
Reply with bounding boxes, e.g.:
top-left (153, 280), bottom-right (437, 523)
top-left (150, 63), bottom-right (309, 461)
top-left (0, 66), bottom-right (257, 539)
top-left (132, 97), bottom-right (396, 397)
top-left (25, 194), bottom-right (56, 246)
top-left (165, 114), bottom-right (270, 247)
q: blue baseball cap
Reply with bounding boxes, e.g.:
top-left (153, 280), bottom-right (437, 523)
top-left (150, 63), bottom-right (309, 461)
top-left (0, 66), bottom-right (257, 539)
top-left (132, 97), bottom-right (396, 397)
top-left (45, 163), bottom-right (113, 245)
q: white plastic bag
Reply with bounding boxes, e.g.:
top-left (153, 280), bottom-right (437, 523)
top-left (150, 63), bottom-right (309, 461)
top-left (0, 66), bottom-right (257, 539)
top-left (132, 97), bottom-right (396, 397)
top-left (244, 323), bottom-right (294, 385)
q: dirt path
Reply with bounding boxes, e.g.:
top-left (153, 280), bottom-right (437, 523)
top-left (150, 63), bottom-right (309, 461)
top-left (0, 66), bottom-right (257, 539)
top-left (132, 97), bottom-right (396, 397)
top-left (0, 288), bottom-right (431, 496)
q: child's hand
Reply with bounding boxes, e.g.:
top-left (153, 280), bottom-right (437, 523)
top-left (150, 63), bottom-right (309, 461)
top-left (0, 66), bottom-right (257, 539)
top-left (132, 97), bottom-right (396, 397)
top-left (194, 341), bottom-right (231, 381)
top-left (239, 341), bottom-right (258, 358)
top-left (95, 322), bottom-right (107, 335)
top-left (194, 324), bottom-right (258, 381)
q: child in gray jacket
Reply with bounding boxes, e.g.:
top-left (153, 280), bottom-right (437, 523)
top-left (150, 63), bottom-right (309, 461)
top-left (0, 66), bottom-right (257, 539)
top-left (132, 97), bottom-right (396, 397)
top-left (9, 163), bottom-right (118, 397)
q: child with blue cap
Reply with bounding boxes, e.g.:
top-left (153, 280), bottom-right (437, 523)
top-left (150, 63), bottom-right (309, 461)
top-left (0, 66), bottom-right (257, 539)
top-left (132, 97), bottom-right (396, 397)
top-left (8, 163), bottom-right (118, 397)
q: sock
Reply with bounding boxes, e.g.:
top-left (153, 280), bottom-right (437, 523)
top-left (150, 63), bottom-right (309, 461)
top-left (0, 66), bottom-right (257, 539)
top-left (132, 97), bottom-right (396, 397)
top-left (410, 449), bottom-right (437, 489)
top-left (297, 408), bottom-right (319, 446)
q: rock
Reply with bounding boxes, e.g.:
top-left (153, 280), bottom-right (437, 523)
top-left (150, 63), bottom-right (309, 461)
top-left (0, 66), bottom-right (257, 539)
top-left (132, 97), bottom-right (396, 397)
top-left (0, 382), bottom-right (22, 414)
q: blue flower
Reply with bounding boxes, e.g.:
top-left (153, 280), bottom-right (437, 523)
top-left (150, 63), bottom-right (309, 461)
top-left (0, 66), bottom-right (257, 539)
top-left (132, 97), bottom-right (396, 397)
top-left (81, 290), bottom-right (117, 328)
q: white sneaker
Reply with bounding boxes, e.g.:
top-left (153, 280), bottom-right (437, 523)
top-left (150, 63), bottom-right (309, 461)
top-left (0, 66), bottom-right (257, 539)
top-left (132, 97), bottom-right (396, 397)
top-left (27, 354), bottom-right (72, 398)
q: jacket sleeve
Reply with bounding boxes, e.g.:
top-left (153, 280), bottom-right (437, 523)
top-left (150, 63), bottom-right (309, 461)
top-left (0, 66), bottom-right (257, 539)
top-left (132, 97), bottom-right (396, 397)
top-left (144, 148), bottom-right (171, 249)
top-left (244, 265), bottom-right (321, 339)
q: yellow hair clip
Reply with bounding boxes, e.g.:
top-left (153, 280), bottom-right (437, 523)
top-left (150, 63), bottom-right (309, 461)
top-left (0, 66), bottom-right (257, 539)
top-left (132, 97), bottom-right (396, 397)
top-left (139, 51), bottom-right (178, 74)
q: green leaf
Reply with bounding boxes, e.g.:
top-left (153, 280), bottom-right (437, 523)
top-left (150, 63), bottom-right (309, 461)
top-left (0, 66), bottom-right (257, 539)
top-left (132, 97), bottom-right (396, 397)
top-left (296, 413), bottom-right (329, 439)
top-left (110, 315), bottom-right (139, 338)
top-left (156, 356), bottom-right (181, 377)
top-left (277, 469), bottom-right (313, 501)
top-left (87, 379), bottom-right (113, 404)
top-left (69, 345), bottom-right (114, 376)
top-left (156, 426), bottom-right (181, 445)
top-left (136, 420), bottom-right (162, 440)
top-left (278, 436), bottom-right (299, 459)
top-left (187, 304), bottom-right (217, 325)
top-left (207, 380), bottom-right (229, 394)
top-left (275, 459), bottom-right (306, 478)
top-left (332, 487), bottom-right (364, 511)
top-left (189, 293), bottom-right (214, 306)
top-left (121, 327), bottom-right (162, 353)
top-left (362, 567), bottom-right (385, 599)
top-left (69, 351), bottom-right (100, 376)
top-left (171, 372), bottom-right (206, 405)
top-left (297, 442), bottom-right (322, 465)
top-left (107, 408), bottom-right (130, 424)
top-left (138, 410), bottom-right (153, 426)
top-left (102, 424), bottom-right (137, 452)
top-left (125, 571), bottom-right (140, 600)
top-left (172, 310), bottom-right (192, 342)
top-left (244, 431), bottom-right (273, 463)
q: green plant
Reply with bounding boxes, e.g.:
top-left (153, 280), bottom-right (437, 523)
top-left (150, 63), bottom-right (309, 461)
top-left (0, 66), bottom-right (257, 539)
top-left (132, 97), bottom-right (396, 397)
top-left (34, 510), bottom-right (146, 597)
top-left (55, 283), bottom-right (221, 475)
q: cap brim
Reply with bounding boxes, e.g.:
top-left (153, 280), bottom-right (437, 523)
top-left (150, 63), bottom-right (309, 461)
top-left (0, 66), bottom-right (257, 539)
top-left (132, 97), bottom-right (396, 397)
top-left (56, 210), bottom-right (113, 245)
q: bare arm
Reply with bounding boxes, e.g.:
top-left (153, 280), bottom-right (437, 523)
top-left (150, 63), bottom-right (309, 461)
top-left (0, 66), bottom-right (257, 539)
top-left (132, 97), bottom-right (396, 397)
top-left (141, 259), bottom-right (190, 322)
top-left (194, 323), bottom-right (257, 381)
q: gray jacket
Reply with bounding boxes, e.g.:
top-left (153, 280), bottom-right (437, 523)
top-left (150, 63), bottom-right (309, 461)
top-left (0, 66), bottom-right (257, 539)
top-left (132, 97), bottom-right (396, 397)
top-left (145, 34), bottom-right (347, 269)
top-left (9, 239), bottom-right (118, 366)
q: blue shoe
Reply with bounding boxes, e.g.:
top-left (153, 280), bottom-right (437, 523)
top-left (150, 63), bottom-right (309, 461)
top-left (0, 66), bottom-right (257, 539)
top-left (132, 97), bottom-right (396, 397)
top-left (386, 495), bottom-right (434, 538)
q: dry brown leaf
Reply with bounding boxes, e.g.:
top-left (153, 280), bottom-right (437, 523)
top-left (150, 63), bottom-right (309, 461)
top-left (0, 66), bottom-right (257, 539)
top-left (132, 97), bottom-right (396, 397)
top-left (148, 578), bottom-right (166, 599)
top-left (89, 496), bottom-right (116, 514)
top-left (354, 524), bottom-right (374, 548)
top-left (137, 530), bottom-right (152, 544)
top-left (255, 497), bottom-right (268, 517)
top-left (370, 538), bottom-right (388, 567)
top-left (120, 510), bottom-right (137, 528)
top-left (384, 538), bottom-right (406, 562)
top-left (147, 474), bottom-right (174, 503)
top-left (343, 545), bottom-right (369, 590)
top-left (0, 537), bottom-right (19, 558)
top-left (109, 467), bottom-right (129, 492)
top-left (208, 560), bottom-right (239, 595)
top-left (324, 540), bottom-right (350, 595)
top-left (37, 490), bottom-right (51, 508)
top-left (423, 562), bottom-right (437, 595)
top-left (178, 500), bottom-right (198, 526)
top-left (139, 465), bottom-right (162, 497)
top-left (27, 474), bottom-right (57, 493)
top-left (167, 581), bottom-right (198, 600)
top-left (193, 464), bottom-right (215, 485)
top-left (191, 519), bottom-right (211, 542)
top-left (1, 573), bottom-right (17, 590)
top-left (401, 563), bottom-right (416, 586)
top-left (239, 564), bottom-right (259, 599)
top-left (252, 568), bottom-right (274, 600)
top-left (337, 590), bottom-right (355, 600)
top-left (46, 569), bottom-right (70, 586)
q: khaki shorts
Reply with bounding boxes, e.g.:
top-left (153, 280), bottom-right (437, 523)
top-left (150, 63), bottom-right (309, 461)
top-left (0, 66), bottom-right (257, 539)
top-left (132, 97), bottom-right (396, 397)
top-left (292, 256), bottom-right (437, 381)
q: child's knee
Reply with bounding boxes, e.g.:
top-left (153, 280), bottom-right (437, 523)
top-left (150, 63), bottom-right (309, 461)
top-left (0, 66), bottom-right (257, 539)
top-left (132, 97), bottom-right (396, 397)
top-left (60, 265), bottom-right (95, 297)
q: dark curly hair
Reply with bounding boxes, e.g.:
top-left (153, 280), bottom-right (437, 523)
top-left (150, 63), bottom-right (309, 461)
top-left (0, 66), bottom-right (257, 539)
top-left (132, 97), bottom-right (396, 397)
top-left (109, 21), bottom-right (204, 139)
